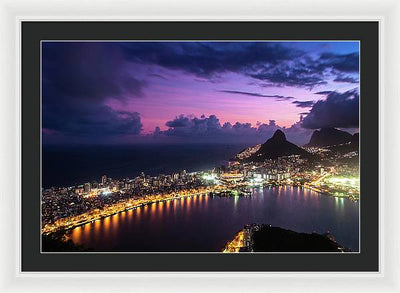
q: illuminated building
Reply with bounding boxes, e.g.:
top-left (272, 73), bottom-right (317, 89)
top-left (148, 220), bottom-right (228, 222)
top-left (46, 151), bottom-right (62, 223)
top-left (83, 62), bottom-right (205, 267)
top-left (101, 175), bottom-right (107, 186)
top-left (220, 172), bottom-right (244, 183)
top-left (83, 182), bottom-right (91, 193)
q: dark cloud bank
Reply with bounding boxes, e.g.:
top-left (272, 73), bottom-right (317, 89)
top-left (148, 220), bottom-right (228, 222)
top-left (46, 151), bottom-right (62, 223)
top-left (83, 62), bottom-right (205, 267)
top-left (302, 89), bottom-right (359, 129)
top-left (42, 42), bottom-right (145, 139)
top-left (42, 42), bottom-right (359, 145)
top-left (120, 42), bottom-right (359, 89)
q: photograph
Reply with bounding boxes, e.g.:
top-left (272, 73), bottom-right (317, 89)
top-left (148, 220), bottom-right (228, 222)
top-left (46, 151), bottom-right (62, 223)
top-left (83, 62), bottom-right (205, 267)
top-left (40, 40), bottom-right (360, 253)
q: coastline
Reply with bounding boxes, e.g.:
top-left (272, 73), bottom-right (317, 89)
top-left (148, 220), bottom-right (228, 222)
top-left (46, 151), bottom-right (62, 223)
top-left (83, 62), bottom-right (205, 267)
top-left (43, 182), bottom-right (358, 236)
top-left (42, 187), bottom-right (214, 235)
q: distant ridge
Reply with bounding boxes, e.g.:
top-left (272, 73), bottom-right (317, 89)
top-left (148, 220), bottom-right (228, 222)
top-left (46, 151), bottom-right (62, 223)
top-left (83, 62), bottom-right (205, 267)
top-left (244, 130), bottom-right (312, 162)
top-left (305, 128), bottom-right (353, 147)
top-left (326, 132), bottom-right (359, 154)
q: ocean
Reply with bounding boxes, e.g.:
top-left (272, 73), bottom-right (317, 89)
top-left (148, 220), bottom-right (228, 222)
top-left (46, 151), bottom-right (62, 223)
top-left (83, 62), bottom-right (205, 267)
top-left (42, 143), bottom-right (248, 188)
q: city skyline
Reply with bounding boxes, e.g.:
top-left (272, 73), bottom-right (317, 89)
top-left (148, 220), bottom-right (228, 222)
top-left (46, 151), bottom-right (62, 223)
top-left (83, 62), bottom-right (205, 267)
top-left (42, 127), bottom-right (360, 252)
top-left (42, 41), bottom-right (359, 146)
top-left (41, 41), bottom-right (360, 252)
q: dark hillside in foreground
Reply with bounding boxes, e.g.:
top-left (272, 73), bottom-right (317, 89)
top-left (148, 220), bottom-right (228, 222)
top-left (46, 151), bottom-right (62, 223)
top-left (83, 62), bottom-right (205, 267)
top-left (252, 226), bottom-right (345, 252)
top-left (42, 233), bottom-right (92, 252)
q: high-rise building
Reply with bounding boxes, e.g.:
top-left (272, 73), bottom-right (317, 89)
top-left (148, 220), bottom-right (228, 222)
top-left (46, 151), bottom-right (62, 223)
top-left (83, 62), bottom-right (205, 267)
top-left (83, 182), bottom-right (91, 193)
top-left (101, 175), bottom-right (107, 186)
top-left (179, 170), bottom-right (187, 178)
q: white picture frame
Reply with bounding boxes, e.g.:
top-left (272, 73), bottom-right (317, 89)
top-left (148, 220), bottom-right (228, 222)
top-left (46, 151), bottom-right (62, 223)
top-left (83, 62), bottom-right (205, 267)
top-left (0, 0), bottom-right (399, 292)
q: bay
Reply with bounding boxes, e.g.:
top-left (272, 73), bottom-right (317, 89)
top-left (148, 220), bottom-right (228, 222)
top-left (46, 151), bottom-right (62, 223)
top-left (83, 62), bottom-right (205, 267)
top-left (67, 186), bottom-right (359, 252)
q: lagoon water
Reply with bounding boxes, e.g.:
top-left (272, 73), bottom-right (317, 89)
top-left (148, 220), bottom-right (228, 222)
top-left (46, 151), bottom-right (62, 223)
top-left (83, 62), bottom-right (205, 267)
top-left (68, 186), bottom-right (359, 252)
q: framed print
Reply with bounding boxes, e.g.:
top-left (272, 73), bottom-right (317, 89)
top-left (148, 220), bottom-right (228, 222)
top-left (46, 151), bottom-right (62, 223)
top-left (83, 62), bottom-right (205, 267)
top-left (20, 21), bottom-right (377, 271)
top-left (2, 0), bottom-right (400, 291)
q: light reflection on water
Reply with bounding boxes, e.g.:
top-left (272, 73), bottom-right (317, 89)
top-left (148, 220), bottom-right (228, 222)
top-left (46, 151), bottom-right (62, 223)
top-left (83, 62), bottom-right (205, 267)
top-left (68, 187), bottom-right (359, 252)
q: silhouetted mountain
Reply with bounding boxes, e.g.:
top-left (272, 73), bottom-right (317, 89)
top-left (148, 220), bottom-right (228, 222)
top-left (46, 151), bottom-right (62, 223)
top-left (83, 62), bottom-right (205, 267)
top-left (306, 128), bottom-right (353, 147)
top-left (245, 130), bottom-right (312, 162)
top-left (233, 144), bottom-right (262, 161)
top-left (327, 132), bottom-right (359, 154)
top-left (352, 133), bottom-right (359, 144)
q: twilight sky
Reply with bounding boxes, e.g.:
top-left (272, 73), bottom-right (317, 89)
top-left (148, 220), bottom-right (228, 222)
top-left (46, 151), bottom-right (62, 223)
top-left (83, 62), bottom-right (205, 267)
top-left (42, 41), bottom-right (359, 146)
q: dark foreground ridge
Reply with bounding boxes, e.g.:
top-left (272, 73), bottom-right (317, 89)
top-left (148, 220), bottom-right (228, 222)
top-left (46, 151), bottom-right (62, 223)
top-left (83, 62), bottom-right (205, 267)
top-left (223, 224), bottom-right (350, 253)
top-left (252, 225), bottom-right (347, 252)
top-left (42, 232), bottom-right (93, 252)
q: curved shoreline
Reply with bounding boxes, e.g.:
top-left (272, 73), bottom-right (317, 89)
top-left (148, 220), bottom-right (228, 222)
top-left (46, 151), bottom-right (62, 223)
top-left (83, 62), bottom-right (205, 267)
top-left (42, 189), bottom-right (211, 235)
top-left (43, 183), bottom-right (358, 236)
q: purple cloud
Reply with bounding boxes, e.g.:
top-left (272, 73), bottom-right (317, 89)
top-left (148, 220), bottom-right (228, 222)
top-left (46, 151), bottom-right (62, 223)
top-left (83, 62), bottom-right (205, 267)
top-left (218, 90), bottom-right (294, 101)
top-left (302, 89), bottom-right (359, 129)
top-left (292, 100), bottom-right (314, 108)
top-left (333, 75), bottom-right (359, 84)
top-left (42, 42), bottom-right (145, 139)
top-left (159, 114), bottom-right (313, 145)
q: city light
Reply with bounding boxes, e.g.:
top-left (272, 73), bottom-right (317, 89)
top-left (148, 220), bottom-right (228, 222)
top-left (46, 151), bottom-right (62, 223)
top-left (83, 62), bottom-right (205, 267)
top-left (202, 173), bottom-right (218, 183)
top-left (326, 176), bottom-right (359, 187)
top-left (42, 148), bottom-right (360, 235)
